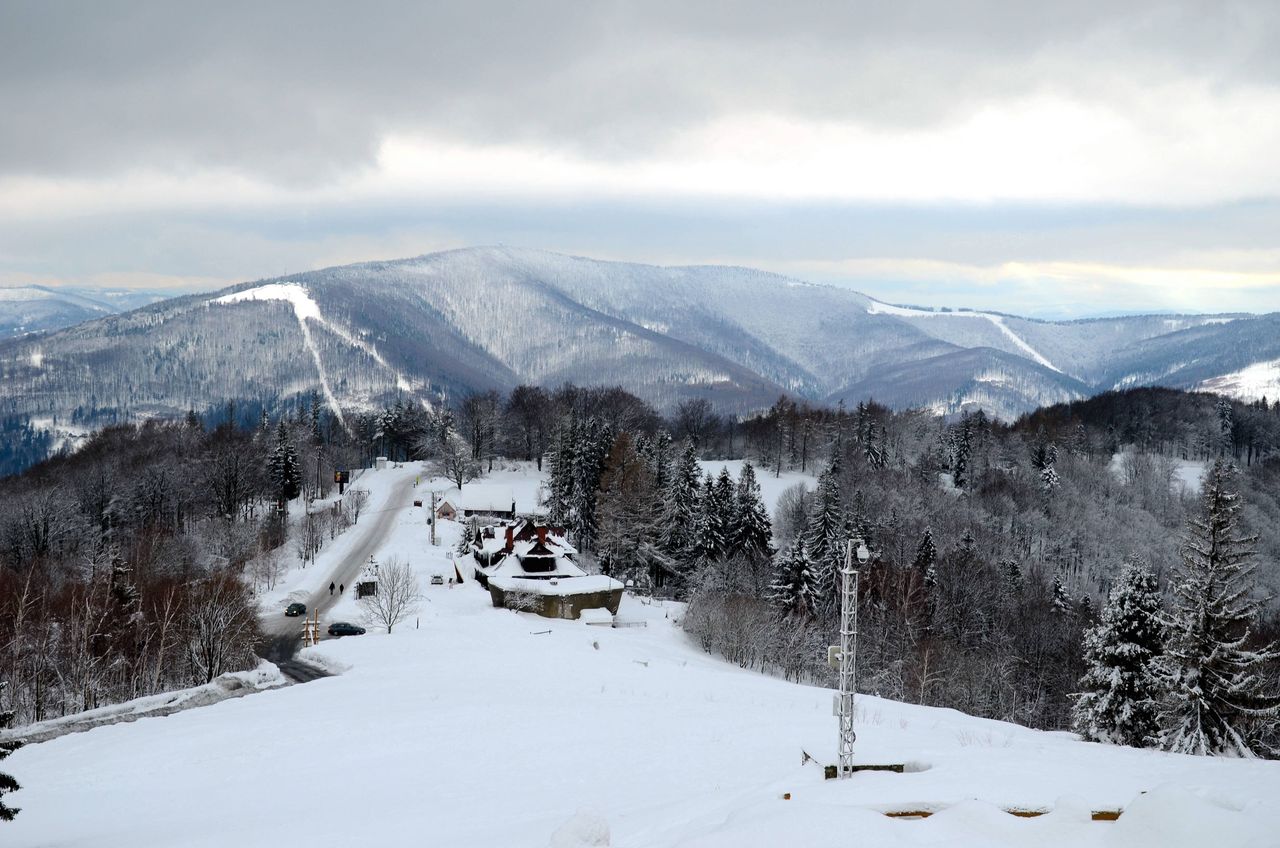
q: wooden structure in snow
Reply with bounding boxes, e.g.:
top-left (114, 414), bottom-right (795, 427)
top-left (467, 520), bottom-right (623, 619)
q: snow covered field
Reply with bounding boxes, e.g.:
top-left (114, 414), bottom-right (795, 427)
top-left (6, 462), bottom-right (1279, 847)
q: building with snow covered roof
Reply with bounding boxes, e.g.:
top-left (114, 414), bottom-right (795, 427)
top-left (438, 485), bottom-right (516, 522)
top-left (467, 520), bottom-right (622, 619)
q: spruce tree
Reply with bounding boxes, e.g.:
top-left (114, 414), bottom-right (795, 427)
top-left (455, 522), bottom-right (475, 557)
top-left (709, 467), bottom-right (736, 558)
top-left (544, 420), bottom-right (576, 525)
top-left (805, 470), bottom-right (844, 610)
top-left (769, 540), bottom-right (820, 618)
top-left (568, 419), bottom-right (614, 552)
top-left (1072, 560), bottom-right (1165, 747)
top-left (912, 528), bottom-right (937, 577)
top-left (730, 461), bottom-right (773, 559)
top-left (268, 421), bottom-right (301, 508)
top-left (658, 442), bottom-right (702, 568)
top-left (1051, 572), bottom-right (1074, 616)
top-left (690, 474), bottom-right (725, 563)
top-left (1160, 460), bottom-right (1280, 757)
top-left (0, 682), bottom-right (20, 822)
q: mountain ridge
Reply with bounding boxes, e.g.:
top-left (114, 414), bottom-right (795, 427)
top-left (1, 246), bottom-right (1277, 470)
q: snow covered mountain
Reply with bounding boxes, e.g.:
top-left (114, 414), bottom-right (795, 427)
top-left (0, 284), bottom-right (176, 339)
top-left (0, 247), bottom-right (1276, 451)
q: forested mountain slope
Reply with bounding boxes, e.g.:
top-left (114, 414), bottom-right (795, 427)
top-left (2, 247), bottom-right (1278, 474)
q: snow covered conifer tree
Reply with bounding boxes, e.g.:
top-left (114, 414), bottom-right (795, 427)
top-left (711, 467), bottom-right (735, 555)
top-left (805, 470), bottom-right (844, 610)
top-left (912, 528), bottom-right (937, 577)
top-left (268, 421), bottom-right (301, 509)
top-left (1160, 459), bottom-right (1280, 757)
top-left (569, 419), bottom-right (612, 552)
top-left (658, 442), bottom-right (701, 568)
top-left (1051, 572), bottom-right (1074, 615)
top-left (690, 474), bottom-right (726, 564)
top-left (769, 540), bottom-right (820, 618)
top-left (455, 521), bottom-right (475, 557)
top-left (1072, 559), bottom-right (1165, 747)
top-left (729, 461), bottom-right (773, 559)
top-left (1041, 463), bottom-right (1060, 496)
top-left (544, 420), bottom-right (576, 525)
top-left (647, 430), bottom-right (672, 494)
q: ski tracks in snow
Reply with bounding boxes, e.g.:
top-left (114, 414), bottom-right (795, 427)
top-left (213, 283), bottom-right (429, 425)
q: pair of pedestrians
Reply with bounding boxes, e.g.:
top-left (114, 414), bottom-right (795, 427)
top-left (329, 582), bottom-right (344, 595)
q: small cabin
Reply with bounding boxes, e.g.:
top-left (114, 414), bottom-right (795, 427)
top-left (435, 499), bottom-right (458, 521)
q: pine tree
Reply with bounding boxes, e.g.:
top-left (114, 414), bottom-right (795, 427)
top-left (710, 468), bottom-right (736, 558)
top-left (268, 421), bottom-right (301, 508)
top-left (1160, 460), bottom-right (1280, 757)
top-left (1051, 572), bottom-right (1074, 615)
top-left (544, 420), bottom-right (576, 525)
top-left (569, 419), bottom-right (613, 552)
top-left (949, 420), bottom-right (972, 489)
top-left (455, 522), bottom-right (475, 557)
top-left (0, 682), bottom-right (20, 821)
top-left (1041, 463), bottom-right (1060, 496)
top-left (658, 442), bottom-right (702, 567)
top-left (805, 470), bottom-right (844, 609)
top-left (769, 540), bottom-right (820, 618)
top-left (912, 528), bottom-right (937, 575)
top-left (1072, 560), bottom-right (1165, 747)
top-left (647, 430), bottom-right (672, 494)
top-left (729, 461), bottom-right (773, 559)
top-left (690, 474), bottom-right (726, 563)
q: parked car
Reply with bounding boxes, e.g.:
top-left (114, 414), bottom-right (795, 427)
top-left (430, 574), bottom-right (445, 585)
top-left (285, 602), bottom-right (307, 617)
top-left (328, 622), bottom-right (366, 637)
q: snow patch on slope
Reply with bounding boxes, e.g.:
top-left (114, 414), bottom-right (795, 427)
top-left (215, 284), bottom-right (347, 428)
top-left (1197, 359), bottom-right (1280, 402)
top-left (867, 300), bottom-right (1062, 373)
top-left (213, 283), bottom-right (428, 414)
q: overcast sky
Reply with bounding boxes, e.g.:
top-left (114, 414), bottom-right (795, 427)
top-left (3, 0), bottom-right (1279, 317)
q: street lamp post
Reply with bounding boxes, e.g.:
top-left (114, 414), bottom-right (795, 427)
top-left (838, 536), bottom-right (871, 778)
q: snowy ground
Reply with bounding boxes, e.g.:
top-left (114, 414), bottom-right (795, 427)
top-left (6, 465), bottom-right (1280, 847)
top-left (1108, 451), bottom-right (1207, 495)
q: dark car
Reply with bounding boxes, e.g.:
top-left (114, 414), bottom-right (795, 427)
top-left (285, 602), bottom-right (307, 617)
top-left (328, 622), bottom-right (366, 637)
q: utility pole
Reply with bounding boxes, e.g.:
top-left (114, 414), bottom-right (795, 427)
top-left (837, 537), bottom-right (870, 778)
top-left (430, 490), bottom-right (437, 546)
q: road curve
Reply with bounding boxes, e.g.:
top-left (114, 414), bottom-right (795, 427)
top-left (258, 474), bottom-right (418, 678)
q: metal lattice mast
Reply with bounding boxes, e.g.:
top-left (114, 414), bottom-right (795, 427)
top-left (837, 538), bottom-right (860, 777)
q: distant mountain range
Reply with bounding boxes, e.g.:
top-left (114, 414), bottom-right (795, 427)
top-left (0, 284), bottom-right (176, 339)
top-left (1, 247), bottom-right (1278, 465)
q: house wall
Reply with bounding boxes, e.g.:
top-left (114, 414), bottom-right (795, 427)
top-left (487, 585), bottom-right (622, 619)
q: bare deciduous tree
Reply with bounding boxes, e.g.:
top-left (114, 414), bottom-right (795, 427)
top-left (348, 488), bottom-right (371, 524)
top-left (425, 432), bottom-right (480, 491)
top-left (184, 576), bottom-right (259, 685)
top-left (358, 557), bottom-right (422, 634)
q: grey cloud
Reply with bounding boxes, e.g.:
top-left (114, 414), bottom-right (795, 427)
top-left (3, 0), bottom-right (1278, 184)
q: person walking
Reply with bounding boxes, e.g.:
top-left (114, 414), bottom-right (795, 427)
top-left (339, 583), bottom-right (345, 595)
top-left (329, 581), bottom-right (335, 596)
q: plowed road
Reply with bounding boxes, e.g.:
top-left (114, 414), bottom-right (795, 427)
top-left (258, 476), bottom-right (417, 679)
